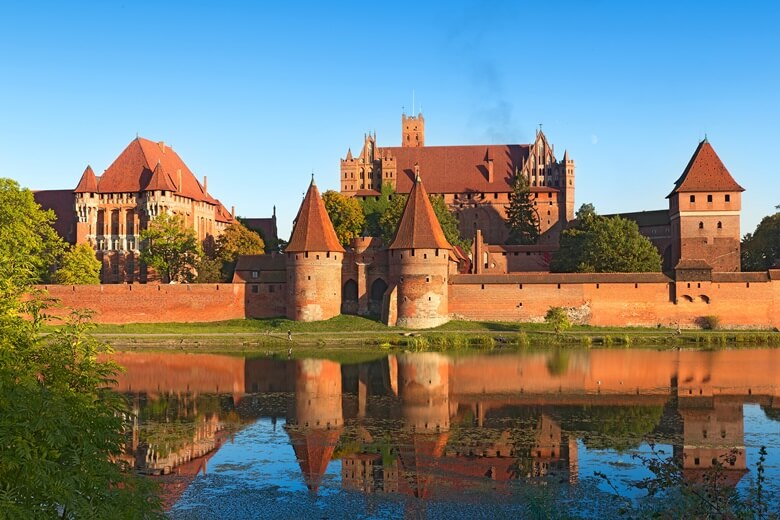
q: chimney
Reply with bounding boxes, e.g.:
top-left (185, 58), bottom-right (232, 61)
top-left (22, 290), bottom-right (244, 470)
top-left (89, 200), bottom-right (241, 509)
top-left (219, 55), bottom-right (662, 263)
top-left (158, 141), bottom-right (165, 153)
top-left (177, 169), bottom-right (182, 191)
top-left (231, 206), bottom-right (235, 219)
top-left (414, 162), bottom-right (420, 179)
top-left (487, 158), bottom-right (494, 183)
top-left (203, 175), bottom-right (208, 194)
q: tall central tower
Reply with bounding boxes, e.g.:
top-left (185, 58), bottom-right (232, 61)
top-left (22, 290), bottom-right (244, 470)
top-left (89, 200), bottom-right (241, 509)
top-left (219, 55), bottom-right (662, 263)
top-left (402, 113), bottom-right (425, 147)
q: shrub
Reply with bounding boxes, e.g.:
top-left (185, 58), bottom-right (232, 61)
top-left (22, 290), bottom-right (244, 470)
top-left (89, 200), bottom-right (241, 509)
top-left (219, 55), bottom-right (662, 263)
top-left (697, 315), bottom-right (721, 330)
top-left (545, 307), bottom-right (571, 334)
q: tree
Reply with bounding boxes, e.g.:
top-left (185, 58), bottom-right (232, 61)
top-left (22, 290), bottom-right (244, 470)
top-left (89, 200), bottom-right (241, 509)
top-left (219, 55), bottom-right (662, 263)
top-left (0, 178), bottom-right (64, 287)
top-left (551, 205), bottom-right (662, 273)
top-left (215, 221), bottom-right (266, 263)
top-left (139, 212), bottom-right (201, 283)
top-left (360, 184), bottom-right (397, 238)
top-left (322, 190), bottom-right (365, 246)
top-left (505, 173), bottom-right (540, 245)
top-left (545, 306), bottom-right (571, 334)
top-left (53, 243), bottom-right (102, 284)
top-left (377, 192), bottom-right (408, 246)
top-left (430, 195), bottom-right (470, 252)
top-left (741, 210), bottom-right (780, 271)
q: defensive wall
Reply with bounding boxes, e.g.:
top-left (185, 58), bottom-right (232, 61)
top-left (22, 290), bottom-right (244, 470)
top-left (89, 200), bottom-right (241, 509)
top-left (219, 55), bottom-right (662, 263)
top-left (38, 267), bottom-right (779, 329)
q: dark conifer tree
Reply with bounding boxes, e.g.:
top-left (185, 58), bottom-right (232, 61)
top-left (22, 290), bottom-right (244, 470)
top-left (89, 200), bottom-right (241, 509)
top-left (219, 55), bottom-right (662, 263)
top-left (506, 172), bottom-right (540, 245)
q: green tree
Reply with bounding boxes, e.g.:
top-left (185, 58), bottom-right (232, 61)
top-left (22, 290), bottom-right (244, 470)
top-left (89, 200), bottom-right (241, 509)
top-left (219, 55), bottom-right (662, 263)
top-left (53, 243), bottom-right (101, 284)
top-left (360, 184), bottom-right (397, 238)
top-left (551, 205), bottom-right (662, 273)
top-left (430, 195), bottom-right (470, 252)
top-left (545, 306), bottom-right (571, 334)
top-left (215, 221), bottom-right (266, 263)
top-left (322, 190), bottom-right (366, 246)
top-left (195, 256), bottom-right (225, 283)
top-left (378, 192), bottom-right (408, 245)
top-left (139, 212), bottom-right (201, 283)
top-left (741, 210), bottom-right (780, 271)
top-left (0, 178), bottom-right (64, 287)
top-left (505, 173), bottom-right (540, 245)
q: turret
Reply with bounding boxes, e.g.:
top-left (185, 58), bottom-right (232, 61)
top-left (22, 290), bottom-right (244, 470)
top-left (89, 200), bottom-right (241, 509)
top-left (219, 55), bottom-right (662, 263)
top-left (74, 165), bottom-right (99, 245)
top-left (387, 173), bottom-right (452, 328)
top-left (285, 178), bottom-right (345, 321)
top-left (402, 112), bottom-right (425, 148)
top-left (562, 149), bottom-right (575, 222)
top-left (667, 139), bottom-right (744, 272)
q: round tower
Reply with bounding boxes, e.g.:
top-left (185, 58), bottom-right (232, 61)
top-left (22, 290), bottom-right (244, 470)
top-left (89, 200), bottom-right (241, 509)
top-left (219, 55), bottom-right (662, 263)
top-left (285, 179), bottom-right (345, 321)
top-left (396, 353), bottom-right (450, 433)
top-left (388, 173), bottom-right (452, 328)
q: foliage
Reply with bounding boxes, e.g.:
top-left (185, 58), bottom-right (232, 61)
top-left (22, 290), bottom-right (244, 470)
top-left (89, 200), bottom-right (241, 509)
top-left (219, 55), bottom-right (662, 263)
top-left (359, 184), bottom-right (397, 239)
top-left (430, 194), bottom-right (470, 252)
top-left (551, 205), bottom-right (662, 273)
top-left (215, 222), bottom-right (265, 263)
top-left (377, 192), bottom-right (408, 246)
top-left (546, 348), bottom-right (570, 375)
top-left (0, 178), bottom-right (65, 287)
top-left (53, 243), bottom-right (101, 284)
top-left (0, 288), bottom-right (162, 517)
top-left (322, 190), bottom-right (365, 246)
top-left (696, 315), bottom-right (721, 330)
top-left (545, 307), bottom-right (571, 334)
top-left (140, 212), bottom-right (201, 283)
top-left (741, 211), bottom-right (780, 271)
top-left (195, 256), bottom-right (225, 283)
top-left (506, 173), bottom-right (540, 245)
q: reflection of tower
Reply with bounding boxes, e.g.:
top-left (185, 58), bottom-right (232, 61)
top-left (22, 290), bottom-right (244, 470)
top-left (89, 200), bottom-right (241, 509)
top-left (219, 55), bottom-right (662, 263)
top-left (678, 397), bottom-right (747, 486)
top-left (285, 359), bottom-right (344, 492)
top-left (396, 353), bottom-right (451, 499)
top-left (517, 414), bottom-right (578, 484)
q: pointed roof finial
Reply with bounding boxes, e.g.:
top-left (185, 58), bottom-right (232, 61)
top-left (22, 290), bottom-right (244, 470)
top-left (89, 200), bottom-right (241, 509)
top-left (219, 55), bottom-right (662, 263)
top-left (311, 170), bottom-right (315, 185)
top-left (703, 133), bottom-right (708, 143)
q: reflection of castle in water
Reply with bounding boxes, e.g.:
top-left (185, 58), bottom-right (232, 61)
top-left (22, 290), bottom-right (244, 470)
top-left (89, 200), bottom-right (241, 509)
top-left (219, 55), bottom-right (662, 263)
top-left (111, 348), bottom-right (780, 503)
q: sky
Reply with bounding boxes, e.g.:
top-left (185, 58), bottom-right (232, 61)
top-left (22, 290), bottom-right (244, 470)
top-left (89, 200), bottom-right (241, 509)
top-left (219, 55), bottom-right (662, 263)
top-left (1, 1), bottom-right (778, 240)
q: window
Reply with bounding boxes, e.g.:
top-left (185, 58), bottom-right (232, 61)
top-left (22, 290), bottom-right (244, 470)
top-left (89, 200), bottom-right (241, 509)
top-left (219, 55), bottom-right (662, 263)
top-left (698, 222), bottom-right (704, 229)
top-left (251, 285), bottom-right (259, 293)
top-left (690, 195), bottom-right (696, 203)
top-left (707, 194), bottom-right (713, 203)
top-left (725, 194), bottom-right (731, 202)
top-left (251, 271), bottom-right (258, 279)
top-left (717, 221), bottom-right (722, 229)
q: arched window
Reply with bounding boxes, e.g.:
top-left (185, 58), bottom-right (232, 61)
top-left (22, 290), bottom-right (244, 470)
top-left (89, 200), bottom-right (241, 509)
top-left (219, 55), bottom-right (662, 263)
top-left (698, 222), bottom-right (704, 229)
top-left (342, 279), bottom-right (358, 302)
top-left (717, 221), bottom-right (722, 229)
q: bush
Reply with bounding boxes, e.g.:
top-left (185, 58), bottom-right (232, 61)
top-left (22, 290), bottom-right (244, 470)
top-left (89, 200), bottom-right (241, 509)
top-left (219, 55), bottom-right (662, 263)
top-left (697, 315), bottom-right (721, 330)
top-left (545, 307), bottom-right (571, 334)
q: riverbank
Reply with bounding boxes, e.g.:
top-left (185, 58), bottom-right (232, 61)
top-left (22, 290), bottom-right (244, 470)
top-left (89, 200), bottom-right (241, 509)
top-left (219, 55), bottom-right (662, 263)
top-left (45, 315), bottom-right (780, 354)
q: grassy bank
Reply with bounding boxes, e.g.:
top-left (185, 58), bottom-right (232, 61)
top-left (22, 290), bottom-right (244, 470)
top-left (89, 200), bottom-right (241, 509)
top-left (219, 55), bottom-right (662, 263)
top-left (42, 315), bottom-right (780, 353)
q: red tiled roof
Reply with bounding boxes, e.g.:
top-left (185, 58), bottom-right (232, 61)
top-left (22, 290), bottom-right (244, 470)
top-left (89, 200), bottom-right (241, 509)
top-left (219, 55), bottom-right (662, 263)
top-left (380, 144), bottom-right (530, 194)
top-left (669, 140), bottom-right (744, 196)
top-left (286, 181), bottom-right (345, 253)
top-left (74, 165), bottom-right (98, 193)
top-left (288, 428), bottom-right (342, 493)
top-left (97, 137), bottom-right (209, 201)
top-left (389, 175), bottom-right (452, 250)
top-left (213, 200), bottom-right (233, 223)
top-left (146, 161), bottom-right (178, 192)
top-left (242, 217), bottom-right (278, 243)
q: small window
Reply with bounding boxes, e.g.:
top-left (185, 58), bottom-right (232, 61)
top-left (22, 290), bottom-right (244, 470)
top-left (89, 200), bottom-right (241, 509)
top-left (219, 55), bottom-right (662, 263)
top-left (690, 195), bottom-right (696, 203)
top-left (251, 271), bottom-right (259, 279)
top-left (725, 194), bottom-right (731, 202)
top-left (717, 221), bottom-right (722, 229)
top-left (698, 222), bottom-right (704, 229)
top-left (251, 285), bottom-right (259, 294)
top-left (707, 194), bottom-right (713, 203)
top-left (269, 285), bottom-right (275, 293)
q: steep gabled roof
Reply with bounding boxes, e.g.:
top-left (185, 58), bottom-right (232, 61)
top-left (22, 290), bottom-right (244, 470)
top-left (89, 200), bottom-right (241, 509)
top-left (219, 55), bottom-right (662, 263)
top-left (97, 137), bottom-right (209, 201)
top-left (74, 165), bottom-right (99, 193)
top-left (389, 175), bottom-right (452, 250)
top-left (382, 144), bottom-right (530, 194)
top-left (145, 161), bottom-right (178, 192)
top-left (285, 180), bottom-right (345, 253)
top-left (668, 140), bottom-right (744, 196)
top-left (288, 428), bottom-right (342, 493)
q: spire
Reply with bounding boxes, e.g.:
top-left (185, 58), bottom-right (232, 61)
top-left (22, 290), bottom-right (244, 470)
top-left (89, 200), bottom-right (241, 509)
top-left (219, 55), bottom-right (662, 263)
top-left (145, 161), bottom-right (178, 192)
top-left (74, 165), bottom-right (99, 193)
top-left (668, 139), bottom-right (744, 197)
top-left (563, 149), bottom-right (569, 163)
top-left (286, 182), bottom-right (345, 253)
top-left (288, 429), bottom-right (342, 493)
top-left (389, 174), bottom-right (452, 250)
top-left (345, 147), bottom-right (353, 161)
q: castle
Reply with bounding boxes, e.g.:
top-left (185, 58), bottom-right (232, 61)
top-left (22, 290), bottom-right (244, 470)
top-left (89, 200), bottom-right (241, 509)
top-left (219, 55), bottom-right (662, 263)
top-left (34, 137), bottom-right (237, 283)
top-left (339, 114), bottom-right (575, 246)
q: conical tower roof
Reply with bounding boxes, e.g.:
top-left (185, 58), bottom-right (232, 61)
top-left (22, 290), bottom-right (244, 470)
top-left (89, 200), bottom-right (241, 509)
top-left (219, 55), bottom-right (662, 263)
top-left (388, 174), bottom-right (452, 250)
top-left (288, 428), bottom-right (343, 493)
top-left (74, 165), bottom-right (99, 193)
top-left (668, 139), bottom-right (744, 197)
top-left (286, 180), bottom-right (345, 253)
top-left (145, 161), bottom-right (178, 192)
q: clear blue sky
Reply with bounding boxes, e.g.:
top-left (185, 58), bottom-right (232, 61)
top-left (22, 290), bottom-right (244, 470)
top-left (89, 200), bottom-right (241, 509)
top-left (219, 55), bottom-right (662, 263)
top-left (1, 1), bottom-right (778, 239)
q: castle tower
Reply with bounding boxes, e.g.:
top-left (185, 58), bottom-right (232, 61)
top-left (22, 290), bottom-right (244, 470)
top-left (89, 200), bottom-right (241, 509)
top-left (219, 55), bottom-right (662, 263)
top-left (285, 179), bottom-right (345, 321)
top-left (562, 150), bottom-right (575, 223)
top-left (387, 173), bottom-right (451, 328)
top-left (667, 139), bottom-right (744, 272)
top-left (402, 113), bottom-right (425, 147)
top-left (74, 165), bottom-right (99, 245)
